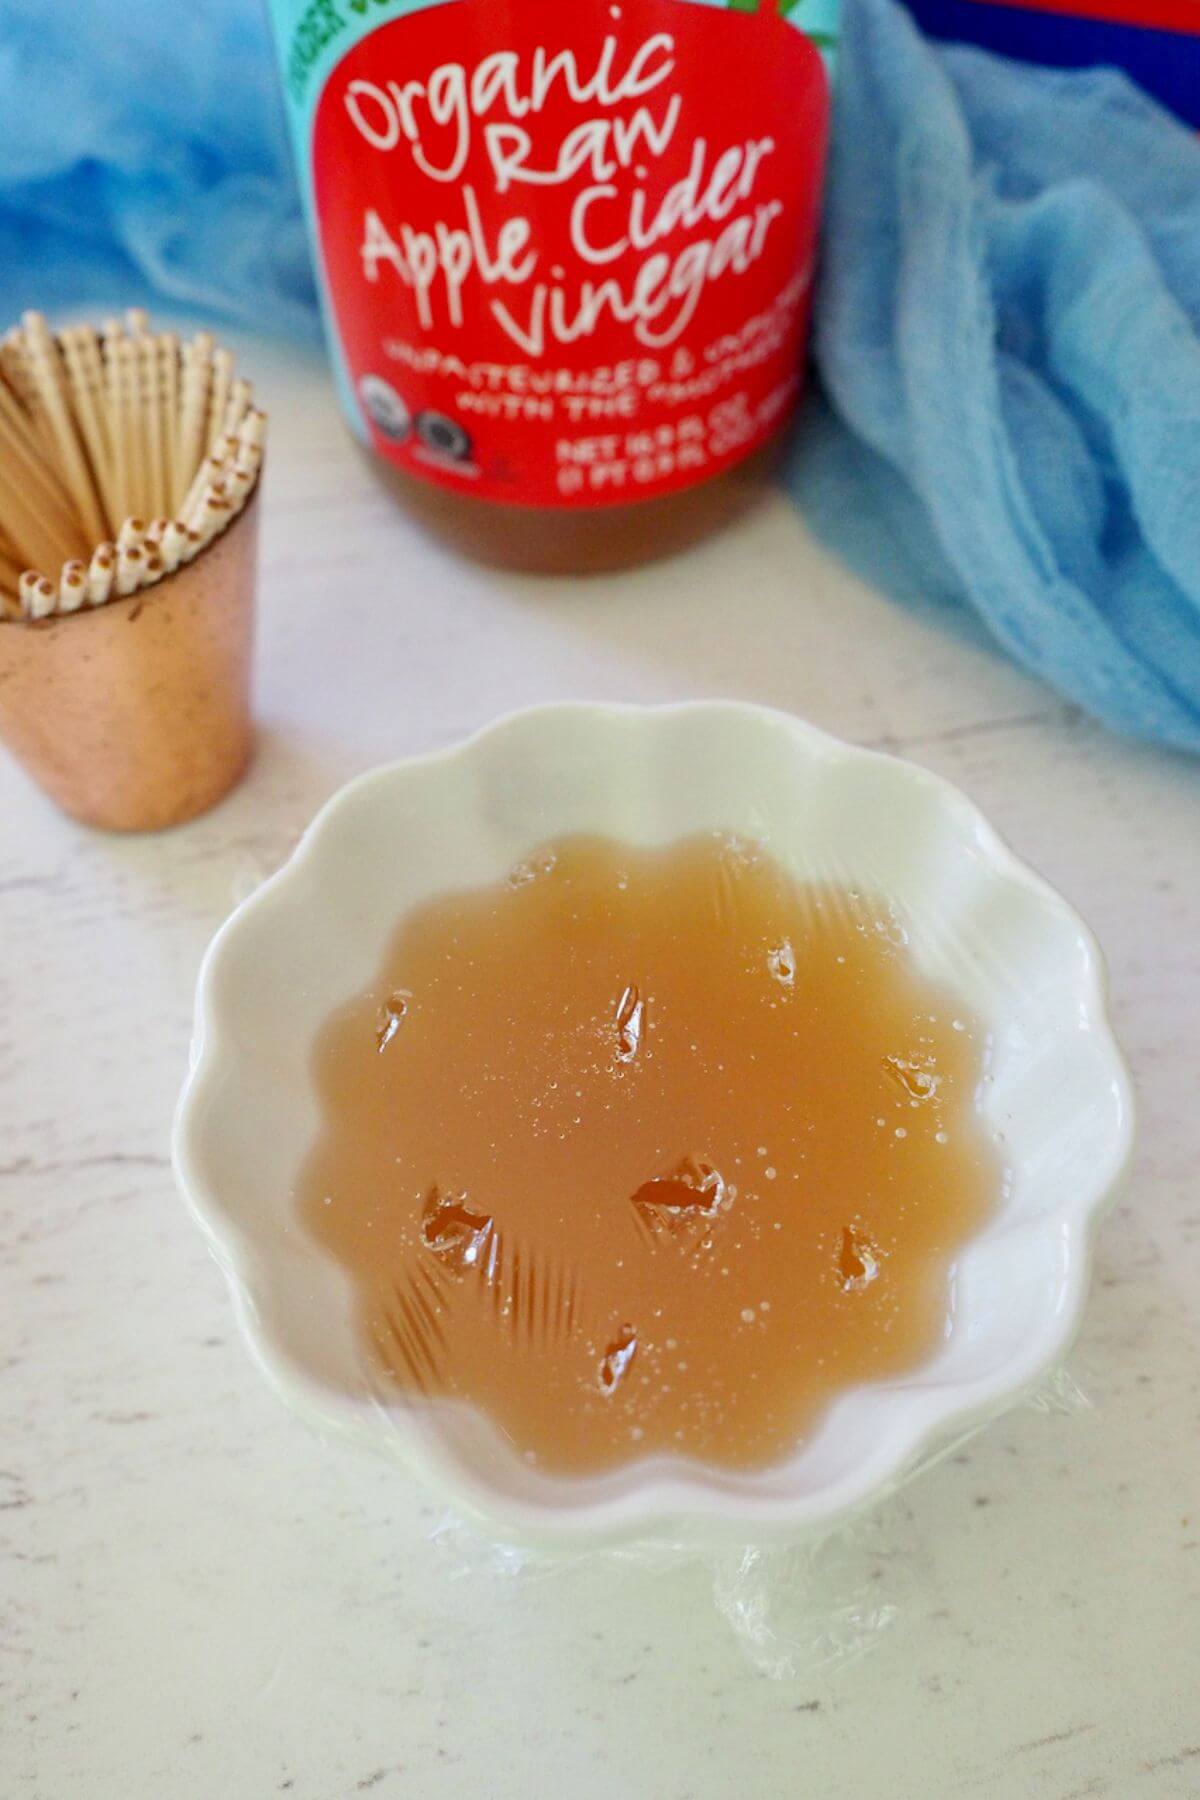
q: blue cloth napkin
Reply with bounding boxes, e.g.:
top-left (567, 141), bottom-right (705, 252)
top-left (0, 1), bottom-right (318, 341)
top-left (795, 0), bottom-right (1200, 753)
top-left (0, 0), bottom-right (1197, 750)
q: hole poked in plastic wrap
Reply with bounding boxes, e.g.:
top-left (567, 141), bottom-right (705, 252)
top-left (426, 1362), bottom-right (1091, 1681)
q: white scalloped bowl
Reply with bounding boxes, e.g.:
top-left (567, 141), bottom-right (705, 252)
top-left (174, 702), bottom-right (1132, 1548)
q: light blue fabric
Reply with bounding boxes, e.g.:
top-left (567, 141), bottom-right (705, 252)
top-left (795, 0), bottom-right (1200, 752)
top-left (0, 0), bottom-right (318, 339)
top-left (0, 0), bottom-right (1197, 749)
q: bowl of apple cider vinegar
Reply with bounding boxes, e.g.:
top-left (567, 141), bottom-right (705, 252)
top-left (175, 703), bottom-right (1133, 1547)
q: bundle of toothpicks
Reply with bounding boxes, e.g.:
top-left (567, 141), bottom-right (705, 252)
top-left (0, 309), bottom-right (266, 622)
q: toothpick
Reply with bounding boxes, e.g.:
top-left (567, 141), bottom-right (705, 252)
top-left (232, 411), bottom-right (265, 502)
top-left (138, 331), bottom-right (165, 519)
top-left (175, 332), bottom-right (213, 511)
top-left (58, 559), bottom-right (87, 613)
top-left (180, 451), bottom-right (229, 527)
top-left (21, 312), bottom-right (107, 545)
top-left (219, 377), bottom-right (252, 442)
top-left (103, 318), bottom-right (130, 526)
top-left (140, 551), bottom-right (165, 592)
top-left (86, 543), bottom-right (116, 606)
top-left (59, 326), bottom-right (119, 537)
top-left (115, 543), bottom-right (145, 597)
top-left (227, 464), bottom-right (256, 506)
top-left (19, 570), bottom-right (57, 620)
top-left (119, 336), bottom-right (146, 522)
top-left (206, 348), bottom-right (235, 452)
top-left (190, 487), bottom-right (233, 548)
top-left (159, 334), bottom-right (178, 515)
top-left (237, 407), bottom-right (267, 454)
top-left (160, 520), bottom-right (190, 572)
top-left (234, 439), bottom-right (263, 483)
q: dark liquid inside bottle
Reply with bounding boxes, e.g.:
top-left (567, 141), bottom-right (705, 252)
top-left (363, 436), bottom-right (782, 574)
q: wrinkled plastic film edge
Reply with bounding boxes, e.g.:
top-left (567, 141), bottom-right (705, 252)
top-left (428, 1361), bottom-right (1092, 1681)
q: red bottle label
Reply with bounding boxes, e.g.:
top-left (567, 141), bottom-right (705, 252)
top-left (312, 0), bottom-right (830, 508)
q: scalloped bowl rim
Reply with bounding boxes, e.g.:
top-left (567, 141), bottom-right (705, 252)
top-left (173, 701), bottom-right (1134, 1548)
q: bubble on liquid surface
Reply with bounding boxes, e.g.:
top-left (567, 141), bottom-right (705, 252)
top-left (375, 991), bottom-right (412, 1052)
top-left (508, 848), bottom-right (557, 888)
top-left (837, 1224), bottom-right (881, 1292)
top-left (420, 1186), bottom-right (494, 1273)
top-left (614, 983), bottom-right (645, 1064)
top-left (599, 1324), bottom-right (638, 1394)
top-left (882, 1055), bottom-right (939, 1101)
top-left (632, 1155), bottom-right (732, 1229)
top-left (767, 940), bottom-right (796, 988)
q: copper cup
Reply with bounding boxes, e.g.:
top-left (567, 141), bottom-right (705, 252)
top-left (0, 492), bottom-right (258, 832)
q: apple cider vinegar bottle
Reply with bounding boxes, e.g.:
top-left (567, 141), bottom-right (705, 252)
top-left (268, 1), bottom-right (840, 571)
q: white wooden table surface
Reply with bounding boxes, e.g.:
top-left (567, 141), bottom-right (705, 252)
top-left (3, 334), bottom-right (1199, 1800)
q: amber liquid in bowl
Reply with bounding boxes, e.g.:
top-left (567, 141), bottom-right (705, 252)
top-left (297, 834), bottom-right (998, 1474)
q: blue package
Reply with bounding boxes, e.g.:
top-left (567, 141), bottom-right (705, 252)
top-left (905, 1), bottom-right (1200, 128)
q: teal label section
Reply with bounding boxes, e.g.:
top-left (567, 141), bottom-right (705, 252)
top-left (267, 0), bottom-right (840, 140)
